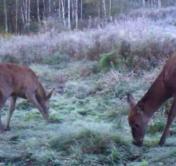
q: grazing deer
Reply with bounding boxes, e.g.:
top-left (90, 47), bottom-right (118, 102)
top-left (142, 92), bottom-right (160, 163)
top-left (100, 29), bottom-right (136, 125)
top-left (0, 63), bottom-right (54, 132)
top-left (127, 56), bottom-right (176, 146)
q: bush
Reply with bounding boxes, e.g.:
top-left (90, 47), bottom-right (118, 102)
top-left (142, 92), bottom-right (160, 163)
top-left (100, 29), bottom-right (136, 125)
top-left (0, 7), bottom-right (176, 69)
top-left (99, 51), bottom-right (118, 70)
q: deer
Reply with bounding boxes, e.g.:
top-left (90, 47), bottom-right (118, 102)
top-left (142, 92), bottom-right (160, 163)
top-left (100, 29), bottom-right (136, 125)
top-left (127, 55), bottom-right (176, 146)
top-left (0, 63), bottom-right (54, 132)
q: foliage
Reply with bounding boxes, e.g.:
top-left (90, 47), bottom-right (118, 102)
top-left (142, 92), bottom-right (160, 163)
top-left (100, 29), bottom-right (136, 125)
top-left (99, 50), bottom-right (118, 70)
top-left (0, 7), bottom-right (176, 70)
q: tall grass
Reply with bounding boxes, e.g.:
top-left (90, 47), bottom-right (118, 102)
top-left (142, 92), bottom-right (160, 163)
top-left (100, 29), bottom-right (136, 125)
top-left (0, 7), bottom-right (176, 69)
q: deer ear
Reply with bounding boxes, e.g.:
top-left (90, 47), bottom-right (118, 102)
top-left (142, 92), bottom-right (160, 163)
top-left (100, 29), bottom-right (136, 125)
top-left (47, 88), bottom-right (54, 99)
top-left (127, 93), bottom-right (136, 108)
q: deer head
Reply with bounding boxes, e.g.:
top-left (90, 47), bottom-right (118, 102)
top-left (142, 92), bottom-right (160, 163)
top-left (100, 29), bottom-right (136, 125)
top-left (127, 93), bottom-right (147, 146)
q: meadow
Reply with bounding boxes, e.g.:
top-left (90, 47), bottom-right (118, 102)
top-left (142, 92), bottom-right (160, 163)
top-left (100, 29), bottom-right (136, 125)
top-left (0, 7), bottom-right (176, 166)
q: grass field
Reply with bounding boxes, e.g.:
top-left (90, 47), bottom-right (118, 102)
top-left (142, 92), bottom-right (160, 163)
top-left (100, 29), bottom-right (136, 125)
top-left (0, 61), bottom-right (175, 166)
top-left (0, 6), bottom-right (176, 166)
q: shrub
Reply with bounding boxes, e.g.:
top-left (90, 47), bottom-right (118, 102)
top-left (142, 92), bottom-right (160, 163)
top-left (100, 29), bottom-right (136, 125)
top-left (0, 7), bottom-right (176, 69)
top-left (99, 51), bottom-right (118, 70)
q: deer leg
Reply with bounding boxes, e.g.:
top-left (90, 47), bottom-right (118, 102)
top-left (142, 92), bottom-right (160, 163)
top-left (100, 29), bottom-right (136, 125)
top-left (5, 96), bottom-right (17, 131)
top-left (0, 117), bottom-right (4, 132)
top-left (0, 93), bottom-right (9, 132)
top-left (0, 107), bottom-right (4, 132)
top-left (26, 92), bottom-right (49, 122)
top-left (159, 98), bottom-right (176, 145)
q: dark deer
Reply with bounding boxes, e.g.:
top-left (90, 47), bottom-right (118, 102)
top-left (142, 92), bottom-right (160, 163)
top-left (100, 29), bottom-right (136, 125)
top-left (127, 56), bottom-right (176, 146)
top-left (0, 63), bottom-right (54, 132)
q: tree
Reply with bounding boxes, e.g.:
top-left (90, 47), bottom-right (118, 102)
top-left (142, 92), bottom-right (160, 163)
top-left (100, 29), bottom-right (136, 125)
top-left (67, 0), bottom-right (71, 29)
top-left (61, 0), bottom-right (66, 26)
top-left (15, 0), bottom-right (18, 33)
top-left (102, 0), bottom-right (107, 17)
top-left (0, 0), bottom-right (174, 33)
top-left (3, 0), bottom-right (8, 32)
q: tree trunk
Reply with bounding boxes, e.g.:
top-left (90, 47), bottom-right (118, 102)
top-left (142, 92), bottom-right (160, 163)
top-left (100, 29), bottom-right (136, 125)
top-left (37, 0), bottom-right (41, 23)
top-left (15, 0), bottom-right (18, 33)
top-left (20, 4), bottom-right (25, 29)
top-left (61, 0), bottom-right (66, 26)
top-left (68, 0), bottom-right (71, 29)
top-left (58, 0), bottom-right (61, 20)
top-left (27, 0), bottom-right (31, 26)
top-left (80, 0), bottom-right (83, 21)
top-left (3, 0), bottom-right (8, 33)
top-left (25, 0), bottom-right (28, 25)
top-left (75, 0), bottom-right (78, 29)
top-left (142, 0), bottom-right (146, 7)
top-left (98, 0), bottom-right (101, 18)
top-left (158, 0), bottom-right (161, 8)
top-left (109, 0), bottom-right (112, 17)
top-left (42, 0), bottom-right (46, 18)
top-left (102, 0), bottom-right (107, 17)
top-left (48, 0), bottom-right (51, 14)
top-left (71, 0), bottom-right (74, 26)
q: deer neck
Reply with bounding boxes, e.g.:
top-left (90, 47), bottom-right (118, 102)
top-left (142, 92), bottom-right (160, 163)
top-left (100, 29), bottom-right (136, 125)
top-left (137, 72), bottom-right (171, 119)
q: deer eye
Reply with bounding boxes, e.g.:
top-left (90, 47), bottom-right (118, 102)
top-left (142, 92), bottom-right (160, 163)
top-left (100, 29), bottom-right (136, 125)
top-left (133, 124), bottom-right (140, 129)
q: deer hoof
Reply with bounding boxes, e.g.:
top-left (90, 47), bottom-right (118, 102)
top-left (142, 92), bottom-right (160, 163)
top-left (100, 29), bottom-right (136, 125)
top-left (159, 139), bottom-right (165, 146)
top-left (4, 127), bottom-right (11, 131)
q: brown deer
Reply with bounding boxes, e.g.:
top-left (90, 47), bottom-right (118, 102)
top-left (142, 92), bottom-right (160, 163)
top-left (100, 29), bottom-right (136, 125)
top-left (127, 56), bottom-right (176, 146)
top-left (0, 63), bottom-right (54, 132)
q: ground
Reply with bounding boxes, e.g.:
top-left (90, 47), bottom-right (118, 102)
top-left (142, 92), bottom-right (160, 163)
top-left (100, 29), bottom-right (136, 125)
top-left (0, 59), bottom-right (175, 166)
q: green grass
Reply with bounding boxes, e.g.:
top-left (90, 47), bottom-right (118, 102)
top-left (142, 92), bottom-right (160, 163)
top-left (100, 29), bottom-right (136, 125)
top-left (0, 59), bottom-right (175, 166)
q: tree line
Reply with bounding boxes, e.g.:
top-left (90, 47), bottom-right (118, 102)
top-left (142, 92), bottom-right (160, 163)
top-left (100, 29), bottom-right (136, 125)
top-left (1, 0), bottom-right (175, 34)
